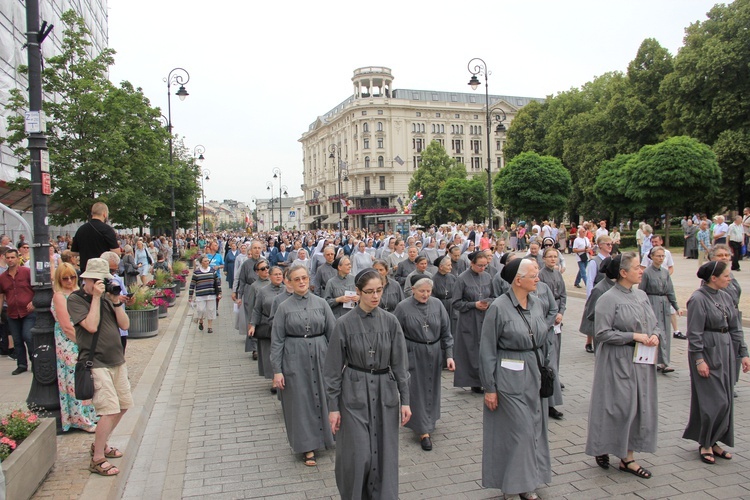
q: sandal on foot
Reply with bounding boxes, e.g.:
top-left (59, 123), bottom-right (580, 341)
top-left (303, 451), bottom-right (316, 467)
top-left (520, 493), bottom-right (539, 500)
top-left (619, 459), bottom-right (652, 478)
top-left (699, 450), bottom-right (715, 464)
top-left (595, 454), bottom-right (610, 469)
top-left (661, 366), bottom-right (675, 373)
top-left (89, 458), bottom-right (120, 476)
top-left (198, 321), bottom-right (204, 331)
top-left (711, 446), bottom-right (732, 460)
top-left (207, 328), bottom-right (213, 333)
top-left (90, 444), bottom-right (123, 459)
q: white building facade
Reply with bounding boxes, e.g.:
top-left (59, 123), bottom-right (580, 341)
top-left (299, 66), bottom-right (542, 231)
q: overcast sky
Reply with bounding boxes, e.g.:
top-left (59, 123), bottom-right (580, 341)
top-left (107, 0), bottom-right (722, 208)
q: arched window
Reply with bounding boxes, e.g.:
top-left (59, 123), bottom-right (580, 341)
top-left (365, 156), bottom-right (370, 168)
top-left (377, 122), bottom-right (383, 131)
top-left (363, 122), bottom-right (369, 132)
top-left (378, 156), bottom-right (384, 168)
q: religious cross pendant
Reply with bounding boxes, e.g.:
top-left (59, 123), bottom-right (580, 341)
top-left (422, 322), bottom-right (430, 332)
top-left (368, 347), bottom-right (376, 357)
top-left (305, 324), bottom-right (311, 333)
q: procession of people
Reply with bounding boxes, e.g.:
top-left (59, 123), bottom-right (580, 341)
top-left (189, 217), bottom-right (749, 500)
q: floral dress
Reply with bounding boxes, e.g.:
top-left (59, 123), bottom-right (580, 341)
top-left (52, 294), bottom-right (98, 432)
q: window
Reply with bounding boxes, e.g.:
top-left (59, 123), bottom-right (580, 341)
top-left (413, 156), bottom-right (422, 169)
top-left (435, 138), bottom-right (444, 147)
top-left (454, 156), bottom-right (464, 164)
top-left (365, 156), bottom-right (370, 168)
top-left (434, 124), bottom-right (444, 134)
top-left (416, 111), bottom-right (421, 117)
top-left (378, 156), bottom-right (384, 168)
top-left (379, 175), bottom-right (386, 190)
top-left (364, 138), bottom-right (370, 149)
top-left (432, 124), bottom-right (436, 134)
top-left (413, 138), bottom-right (425, 152)
top-left (452, 139), bottom-right (463, 154)
top-left (474, 114), bottom-right (479, 119)
top-left (469, 96), bottom-right (476, 103)
top-left (413, 93), bottom-right (420, 100)
top-left (459, 125), bottom-right (464, 134)
top-left (377, 122), bottom-right (383, 131)
top-left (471, 157), bottom-right (482, 169)
top-left (471, 139), bottom-right (481, 153)
top-left (354, 124), bottom-right (358, 134)
top-left (377, 109), bottom-right (383, 115)
top-left (363, 122), bottom-right (369, 132)
top-left (496, 140), bottom-right (502, 151)
top-left (364, 177), bottom-right (370, 193)
top-left (362, 111), bottom-right (367, 115)
top-left (355, 140), bottom-right (358, 151)
top-left (377, 138), bottom-right (384, 148)
top-left (498, 156), bottom-right (504, 169)
top-left (436, 112), bottom-right (441, 118)
top-left (455, 114), bottom-right (460, 118)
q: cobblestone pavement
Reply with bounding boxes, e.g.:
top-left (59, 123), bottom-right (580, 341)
top-left (121, 276), bottom-right (750, 500)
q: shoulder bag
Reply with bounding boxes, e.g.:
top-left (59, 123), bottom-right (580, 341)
top-left (515, 304), bottom-right (555, 398)
top-left (74, 329), bottom-right (99, 401)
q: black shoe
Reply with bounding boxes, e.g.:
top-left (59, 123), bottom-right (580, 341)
top-left (574, 284), bottom-right (582, 288)
top-left (585, 344), bottom-right (594, 353)
top-left (252, 351), bottom-right (258, 360)
top-left (12, 367), bottom-right (27, 375)
top-left (198, 321), bottom-right (204, 331)
top-left (420, 436), bottom-right (432, 451)
top-left (673, 331), bottom-right (687, 340)
top-left (270, 387), bottom-right (277, 394)
top-left (548, 407), bottom-right (564, 420)
top-left (471, 387), bottom-right (484, 394)
top-left (560, 382), bottom-right (565, 390)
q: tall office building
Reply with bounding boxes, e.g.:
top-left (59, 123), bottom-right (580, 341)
top-left (299, 66), bottom-right (541, 231)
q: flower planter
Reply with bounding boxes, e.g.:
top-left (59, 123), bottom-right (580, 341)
top-left (173, 280), bottom-right (182, 296)
top-left (126, 307), bottom-right (159, 338)
top-left (157, 303), bottom-right (168, 318)
top-left (2, 417), bottom-right (56, 500)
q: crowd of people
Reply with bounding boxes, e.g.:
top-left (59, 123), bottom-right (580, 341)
top-left (3, 203), bottom-right (750, 497)
top-left (174, 214), bottom-right (748, 499)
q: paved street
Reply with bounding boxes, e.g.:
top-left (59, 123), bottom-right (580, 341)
top-left (120, 271), bottom-right (750, 500)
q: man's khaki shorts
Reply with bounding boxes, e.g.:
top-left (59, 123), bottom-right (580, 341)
top-left (92, 364), bottom-right (133, 415)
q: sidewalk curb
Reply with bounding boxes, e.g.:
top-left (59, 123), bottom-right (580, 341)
top-left (79, 292), bottom-right (190, 500)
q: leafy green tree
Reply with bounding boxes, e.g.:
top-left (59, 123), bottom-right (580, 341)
top-left (1, 11), bottom-right (185, 228)
top-left (594, 153), bottom-right (643, 221)
top-left (627, 136), bottom-right (720, 245)
top-left (407, 140), bottom-right (466, 224)
top-left (436, 177), bottom-right (487, 223)
top-left (494, 152), bottom-right (571, 220)
top-left (661, 0), bottom-right (750, 210)
top-left (503, 100), bottom-right (547, 161)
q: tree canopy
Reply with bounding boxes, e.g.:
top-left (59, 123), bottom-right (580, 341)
top-left (407, 141), bottom-right (467, 225)
top-left (494, 152), bottom-right (571, 220)
top-left (436, 177), bottom-right (487, 223)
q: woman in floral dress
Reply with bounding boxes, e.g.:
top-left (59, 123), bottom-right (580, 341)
top-left (52, 262), bottom-right (98, 432)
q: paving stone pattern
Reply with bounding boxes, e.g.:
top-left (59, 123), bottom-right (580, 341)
top-left (122, 275), bottom-right (750, 500)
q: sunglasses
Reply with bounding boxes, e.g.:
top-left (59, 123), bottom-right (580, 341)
top-left (257, 267), bottom-right (269, 271)
top-left (61, 276), bottom-right (76, 282)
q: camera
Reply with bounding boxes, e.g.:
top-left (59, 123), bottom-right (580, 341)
top-left (103, 278), bottom-right (122, 295)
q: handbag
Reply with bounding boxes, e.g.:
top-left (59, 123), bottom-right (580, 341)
top-left (74, 329), bottom-right (100, 400)
top-left (515, 305), bottom-right (555, 398)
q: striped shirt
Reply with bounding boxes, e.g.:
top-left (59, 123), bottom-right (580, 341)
top-left (189, 268), bottom-right (220, 298)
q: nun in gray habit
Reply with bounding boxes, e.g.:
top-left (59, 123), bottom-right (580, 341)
top-left (324, 256), bottom-right (358, 318)
top-left (452, 251), bottom-right (495, 392)
top-left (585, 252), bottom-right (661, 479)
top-left (683, 261), bottom-right (750, 464)
top-left (271, 264), bottom-right (337, 466)
top-left (324, 268), bottom-right (411, 500)
top-left (578, 257), bottom-right (615, 350)
top-left (394, 273), bottom-right (454, 451)
top-left (249, 266), bottom-right (285, 380)
top-left (479, 258), bottom-right (552, 498)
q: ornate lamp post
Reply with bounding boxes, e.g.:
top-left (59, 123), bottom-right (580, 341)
top-left (164, 67), bottom-right (189, 261)
top-left (271, 168), bottom-right (288, 231)
top-left (266, 181), bottom-right (276, 230)
top-left (193, 145), bottom-right (205, 236)
top-left (200, 168), bottom-right (210, 233)
top-left (468, 57), bottom-right (506, 232)
top-left (328, 145), bottom-right (349, 233)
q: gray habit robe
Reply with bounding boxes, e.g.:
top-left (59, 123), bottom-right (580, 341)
top-left (579, 277), bottom-right (615, 346)
top-left (378, 277), bottom-right (404, 313)
top-left (251, 282), bottom-right (284, 379)
top-left (684, 225), bottom-right (699, 258)
top-left (243, 277), bottom-right (269, 334)
top-left (235, 256), bottom-right (260, 344)
top-left (394, 296), bottom-right (453, 435)
top-left (726, 275), bottom-right (743, 383)
top-left (479, 290), bottom-right (552, 494)
top-left (585, 283), bottom-right (662, 458)
top-left (492, 271), bottom-right (511, 297)
top-left (639, 265), bottom-right (679, 366)
top-left (452, 268), bottom-right (495, 387)
top-left (683, 285), bottom-right (748, 447)
top-left (431, 271), bottom-right (457, 329)
top-left (312, 262), bottom-right (337, 297)
top-left (324, 273), bottom-right (357, 318)
top-left (270, 291), bottom-right (336, 454)
top-left (539, 267), bottom-right (567, 389)
top-left (535, 280), bottom-right (563, 407)
top-left (324, 306), bottom-right (410, 500)
top-left (403, 269), bottom-right (433, 297)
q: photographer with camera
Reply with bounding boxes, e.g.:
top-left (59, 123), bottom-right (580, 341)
top-left (101, 251), bottom-right (134, 352)
top-left (68, 258), bottom-right (132, 477)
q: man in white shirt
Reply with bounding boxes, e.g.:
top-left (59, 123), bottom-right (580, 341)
top-left (572, 227), bottom-right (591, 289)
top-left (595, 220), bottom-right (608, 242)
top-left (743, 207), bottom-right (750, 260)
top-left (713, 215), bottom-right (728, 245)
top-left (541, 221), bottom-right (552, 240)
top-left (586, 235), bottom-right (612, 297)
top-left (728, 215), bottom-right (744, 271)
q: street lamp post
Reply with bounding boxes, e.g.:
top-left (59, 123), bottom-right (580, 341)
top-left (200, 168), bottom-right (210, 233)
top-left (193, 145), bottom-right (205, 236)
top-left (272, 168), bottom-right (288, 231)
top-left (328, 145), bottom-right (349, 233)
top-left (266, 182), bottom-right (275, 230)
top-left (468, 57), bottom-right (506, 232)
top-left (164, 67), bottom-right (189, 262)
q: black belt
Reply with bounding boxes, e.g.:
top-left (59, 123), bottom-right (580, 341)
top-left (646, 293), bottom-right (667, 296)
top-left (500, 345), bottom-right (540, 352)
top-left (706, 328), bottom-right (729, 334)
top-left (347, 364), bottom-right (390, 375)
top-left (288, 332), bottom-right (326, 339)
top-left (405, 337), bottom-right (440, 345)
